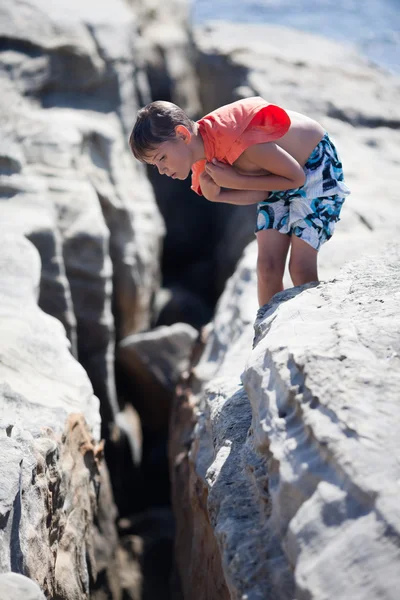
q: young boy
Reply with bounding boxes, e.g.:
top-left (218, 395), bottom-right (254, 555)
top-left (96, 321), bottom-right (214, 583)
top-left (129, 96), bottom-right (350, 307)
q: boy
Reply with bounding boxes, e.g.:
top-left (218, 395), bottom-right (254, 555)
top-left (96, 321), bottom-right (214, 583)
top-left (129, 97), bottom-right (350, 307)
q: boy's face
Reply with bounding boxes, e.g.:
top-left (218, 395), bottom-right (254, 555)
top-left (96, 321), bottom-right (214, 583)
top-left (145, 137), bottom-right (192, 181)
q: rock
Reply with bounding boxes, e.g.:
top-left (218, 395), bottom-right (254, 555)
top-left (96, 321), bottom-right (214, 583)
top-left (0, 0), bottom-right (165, 435)
top-left (246, 246), bottom-right (400, 600)
top-left (0, 3), bottom-right (211, 595)
top-left (0, 573), bottom-right (46, 600)
top-left (170, 244), bottom-right (400, 599)
top-left (0, 234), bottom-right (121, 598)
top-left (195, 22), bottom-right (400, 124)
top-left (193, 21), bottom-right (400, 285)
top-left (0, 136), bottom-right (78, 356)
top-left (117, 322), bottom-right (198, 433)
top-left (113, 322), bottom-right (197, 518)
top-left (120, 323), bottom-right (198, 391)
top-left (132, 0), bottom-right (200, 115)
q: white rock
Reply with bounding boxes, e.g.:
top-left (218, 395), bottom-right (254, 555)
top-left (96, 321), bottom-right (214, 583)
top-left (172, 244), bottom-right (400, 600)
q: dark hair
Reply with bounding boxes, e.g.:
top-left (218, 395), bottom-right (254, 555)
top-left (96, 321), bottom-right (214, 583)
top-left (129, 101), bottom-right (195, 161)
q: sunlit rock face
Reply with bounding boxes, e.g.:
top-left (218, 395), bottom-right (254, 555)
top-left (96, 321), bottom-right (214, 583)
top-left (246, 246), bottom-right (400, 600)
top-left (171, 241), bottom-right (400, 599)
top-left (0, 0), bottom-right (165, 433)
top-left (0, 235), bottom-right (118, 599)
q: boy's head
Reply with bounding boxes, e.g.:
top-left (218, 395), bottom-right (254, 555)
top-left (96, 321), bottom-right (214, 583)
top-left (129, 101), bottom-right (196, 180)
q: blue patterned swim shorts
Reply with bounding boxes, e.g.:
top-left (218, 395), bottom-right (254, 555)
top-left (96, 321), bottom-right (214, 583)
top-left (255, 133), bottom-right (350, 250)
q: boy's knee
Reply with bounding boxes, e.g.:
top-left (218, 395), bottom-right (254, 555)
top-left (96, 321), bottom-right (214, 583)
top-left (289, 258), bottom-right (318, 285)
top-left (257, 255), bottom-right (285, 280)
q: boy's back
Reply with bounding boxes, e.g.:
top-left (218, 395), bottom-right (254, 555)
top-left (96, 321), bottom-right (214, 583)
top-left (232, 109), bottom-right (325, 176)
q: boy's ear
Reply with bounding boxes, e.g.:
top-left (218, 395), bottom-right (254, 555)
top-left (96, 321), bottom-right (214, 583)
top-left (175, 125), bottom-right (191, 143)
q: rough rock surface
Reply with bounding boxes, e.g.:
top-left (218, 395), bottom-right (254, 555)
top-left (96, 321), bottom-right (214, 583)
top-left (0, 0), bottom-right (165, 433)
top-left (0, 235), bottom-right (120, 598)
top-left (194, 21), bottom-right (400, 287)
top-left (246, 246), bottom-right (400, 600)
top-left (171, 242), bottom-right (400, 599)
top-left (131, 0), bottom-right (200, 115)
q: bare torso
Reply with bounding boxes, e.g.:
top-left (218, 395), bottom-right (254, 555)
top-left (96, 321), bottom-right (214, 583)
top-left (232, 109), bottom-right (325, 176)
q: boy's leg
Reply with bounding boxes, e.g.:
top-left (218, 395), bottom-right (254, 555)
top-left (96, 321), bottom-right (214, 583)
top-left (288, 235), bottom-right (318, 286)
top-left (256, 229), bottom-right (291, 307)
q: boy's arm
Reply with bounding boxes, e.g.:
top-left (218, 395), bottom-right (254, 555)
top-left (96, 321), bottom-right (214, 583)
top-left (199, 172), bottom-right (267, 205)
top-left (205, 143), bottom-right (306, 192)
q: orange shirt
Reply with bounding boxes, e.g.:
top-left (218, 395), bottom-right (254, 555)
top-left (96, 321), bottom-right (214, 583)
top-left (191, 96), bottom-right (291, 196)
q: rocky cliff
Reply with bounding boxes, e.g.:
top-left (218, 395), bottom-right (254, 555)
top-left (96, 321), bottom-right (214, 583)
top-left (0, 235), bottom-right (116, 598)
top-left (169, 20), bottom-right (400, 600)
top-left (1, 1), bottom-right (400, 599)
top-left (171, 241), bottom-right (400, 600)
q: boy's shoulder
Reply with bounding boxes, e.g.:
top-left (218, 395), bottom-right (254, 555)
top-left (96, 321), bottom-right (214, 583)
top-left (198, 96), bottom-right (291, 165)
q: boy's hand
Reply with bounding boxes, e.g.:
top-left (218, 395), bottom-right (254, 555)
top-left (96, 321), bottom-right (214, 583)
top-left (199, 171), bottom-right (221, 201)
top-left (205, 159), bottom-right (239, 189)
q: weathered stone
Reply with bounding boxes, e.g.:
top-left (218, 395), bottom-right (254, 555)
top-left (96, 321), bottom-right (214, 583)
top-left (0, 0), bottom-right (223, 598)
top-left (120, 323), bottom-right (198, 391)
top-left (0, 573), bottom-right (46, 600)
top-left (170, 245), bottom-right (259, 599)
top-left (0, 234), bottom-right (121, 598)
top-left (246, 247), bottom-right (400, 600)
top-left (171, 240), bottom-right (400, 599)
top-left (0, 0), bottom-right (165, 434)
top-left (132, 0), bottom-right (200, 115)
top-left (0, 134), bottom-right (78, 356)
top-left (195, 22), bottom-right (400, 124)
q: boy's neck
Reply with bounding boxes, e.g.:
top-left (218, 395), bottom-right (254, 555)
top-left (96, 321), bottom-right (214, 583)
top-left (190, 123), bottom-right (206, 165)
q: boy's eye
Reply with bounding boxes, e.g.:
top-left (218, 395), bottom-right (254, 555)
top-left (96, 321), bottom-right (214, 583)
top-left (160, 156), bottom-right (166, 161)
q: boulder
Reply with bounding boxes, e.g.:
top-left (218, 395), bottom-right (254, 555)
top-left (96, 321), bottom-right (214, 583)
top-left (170, 243), bottom-right (400, 599)
top-left (120, 323), bottom-right (199, 392)
top-left (118, 322), bottom-right (197, 433)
